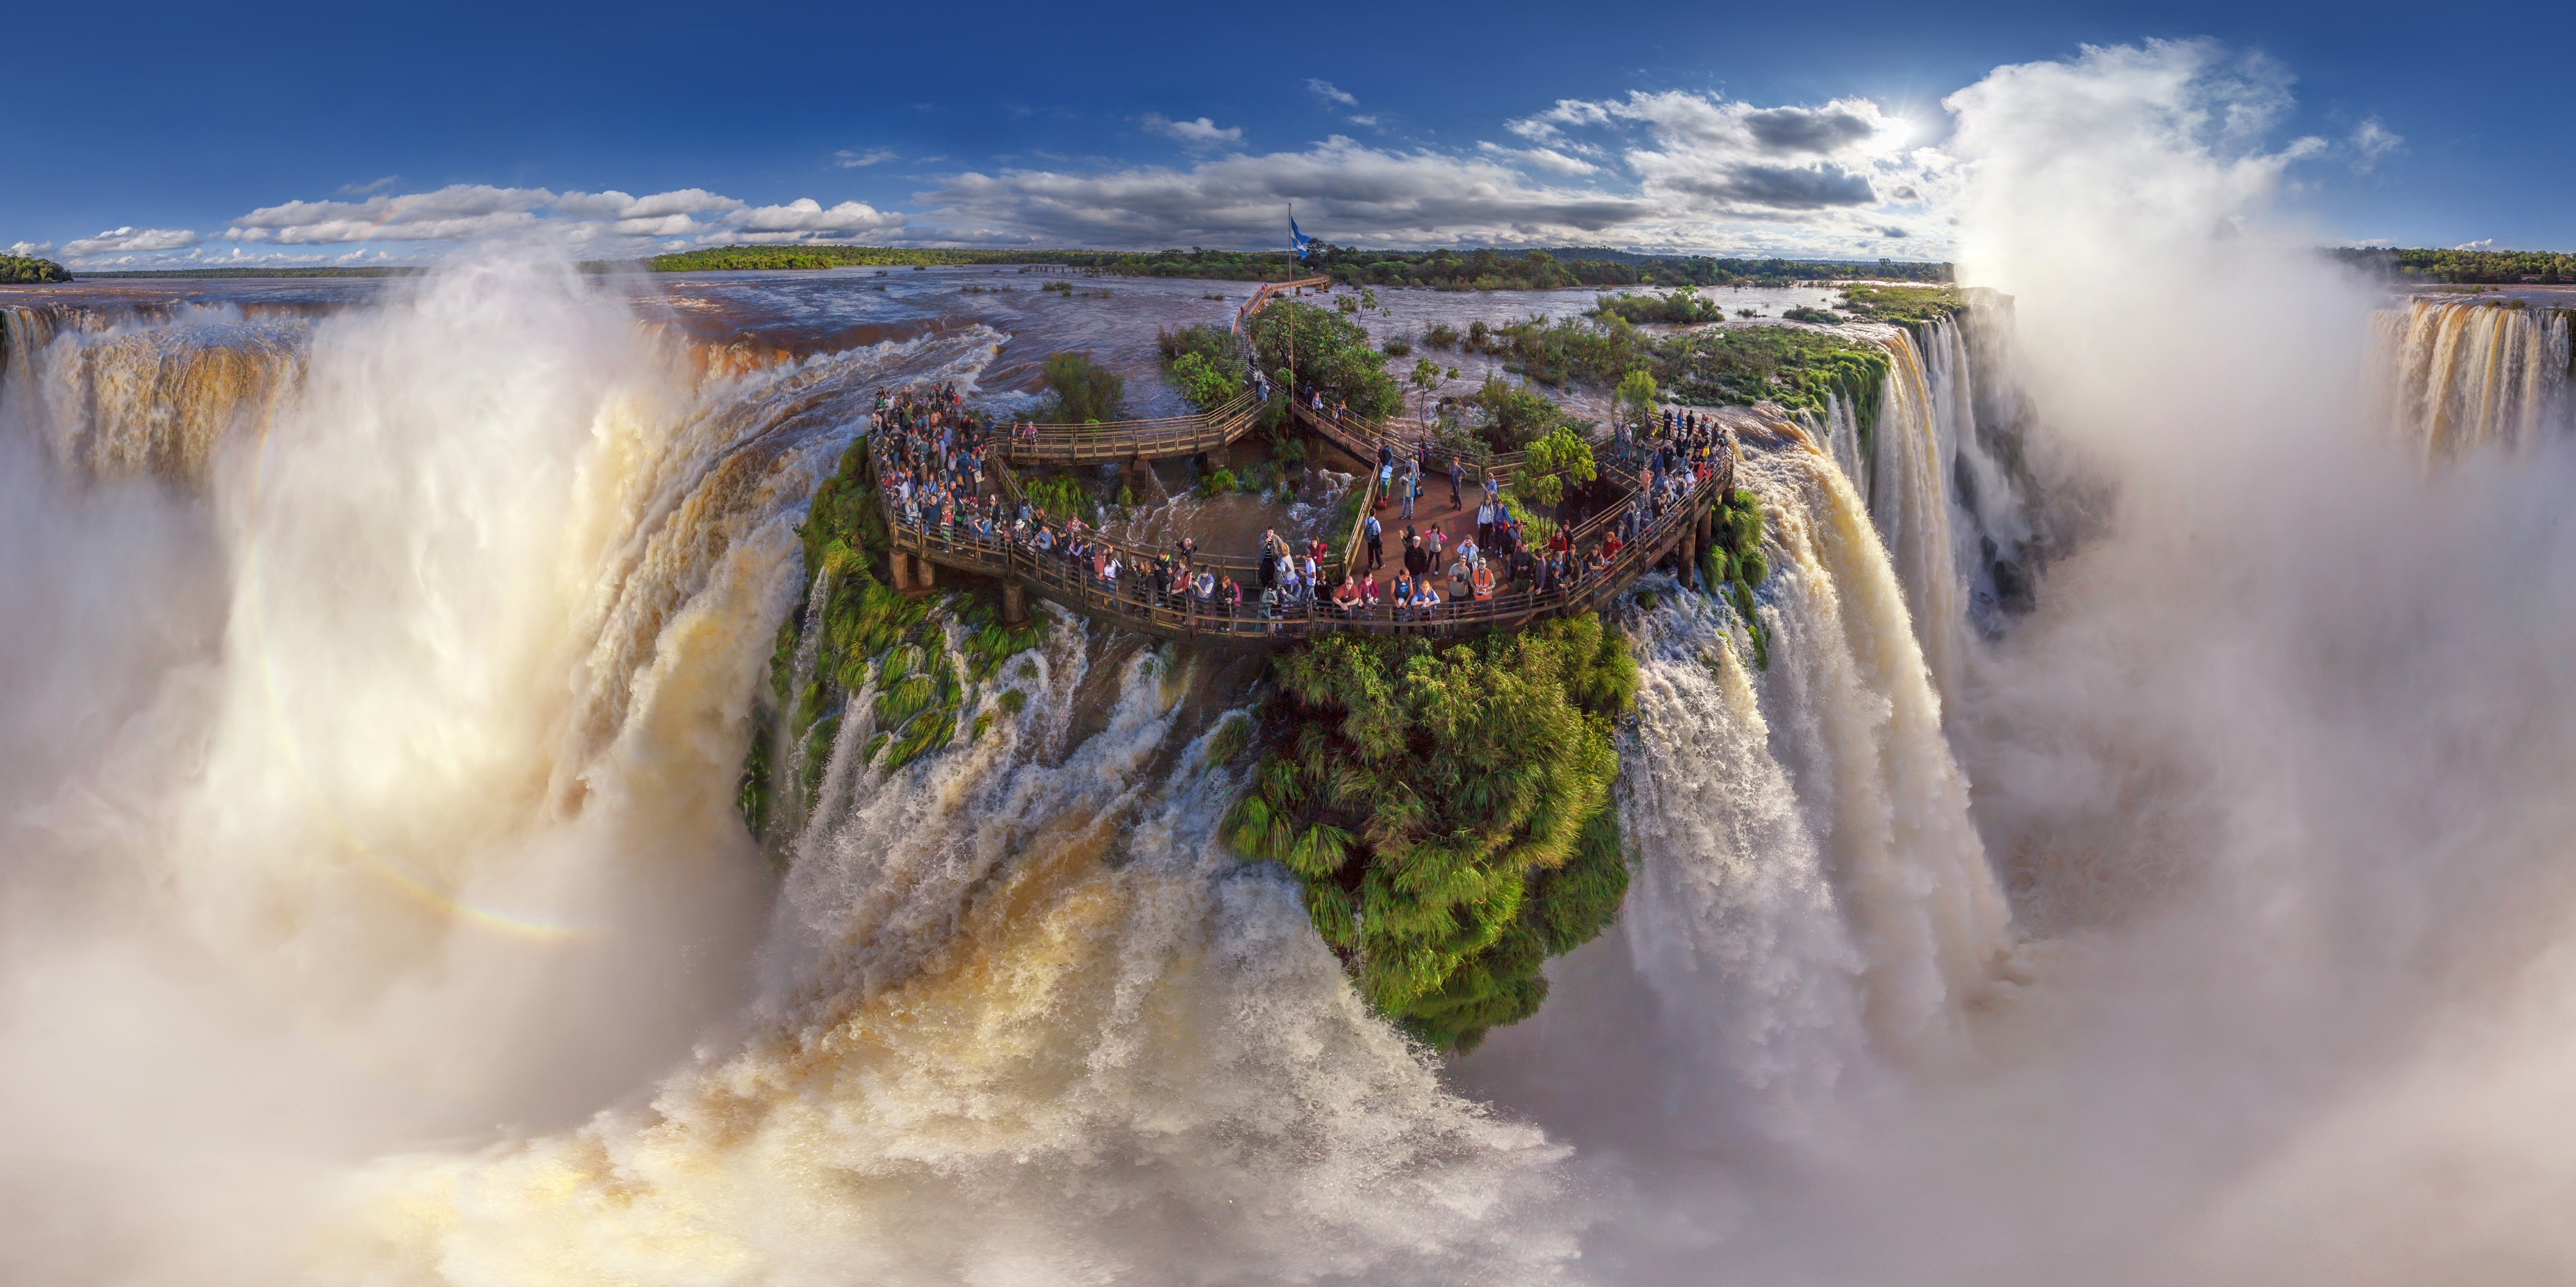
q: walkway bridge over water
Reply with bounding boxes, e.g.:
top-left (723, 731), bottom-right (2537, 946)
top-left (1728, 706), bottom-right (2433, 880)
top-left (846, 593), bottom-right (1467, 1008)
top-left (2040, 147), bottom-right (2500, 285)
top-left (993, 275), bottom-right (1328, 468)
top-left (885, 270), bottom-right (1740, 644)
top-left (886, 425), bottom-right (1736, 646)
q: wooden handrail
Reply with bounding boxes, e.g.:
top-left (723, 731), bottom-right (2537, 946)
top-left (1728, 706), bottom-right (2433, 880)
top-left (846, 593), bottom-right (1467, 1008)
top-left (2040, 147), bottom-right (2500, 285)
top-left (881, 426), bottom-right (1741, 644)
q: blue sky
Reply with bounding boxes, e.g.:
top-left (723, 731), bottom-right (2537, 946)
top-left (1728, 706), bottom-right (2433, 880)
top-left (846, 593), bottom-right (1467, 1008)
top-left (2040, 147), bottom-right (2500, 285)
top-left (8, 0), bottom-right (2567, 269)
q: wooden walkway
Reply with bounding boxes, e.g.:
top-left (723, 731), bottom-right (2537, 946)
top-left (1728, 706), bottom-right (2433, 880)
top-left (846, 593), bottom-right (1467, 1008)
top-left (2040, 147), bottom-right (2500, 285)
top-left (884, 432), bottom-right (1737, 646)
top-left (997, 391), bottom-right (1262, 467)
top-left (992, 274), bottom-right (1331, 468)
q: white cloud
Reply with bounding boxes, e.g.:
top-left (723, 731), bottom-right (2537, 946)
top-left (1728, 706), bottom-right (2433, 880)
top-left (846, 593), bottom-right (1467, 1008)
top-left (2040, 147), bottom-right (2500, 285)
top-left (835, 148), bottom-right (898, 168)
top-left (1142, 113), bottom-right (1244, 147)
top-left (1306, 79), bottom-right (1357, 107)
top-left (916, 135), bottom-right (1653, 250)
top-left (336, 175), bottom-right (400, 196)
top-left (551, 188), bottom-right (744, 220)
top-left (225, 185), bottom-right (556, 244)
top-left (213, 185), bottom-right (776, 249)
top-left (2352, 119), bottom-right (2402, 173)
top-left (2454, 239), bottom-right (2494, 251)
top-left (728, 198), bottom-right (907, 243)
top-left (1346, 116), bottom-right (1379, 128)
top-left (1520, 91), bottom-right (1933, 214)
top-left (63, 226), bottom-right (202, 254)
top-left (1476, 141), bottom-right (1600, 175)
top-left (8, 241), bottom-right (54, 257)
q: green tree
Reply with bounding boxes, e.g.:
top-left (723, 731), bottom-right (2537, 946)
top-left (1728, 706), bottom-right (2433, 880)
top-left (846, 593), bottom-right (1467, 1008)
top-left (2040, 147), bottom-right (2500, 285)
top-left (1408, 357), bottom-right (1442, 423)
top-left (1167, 350), bottom-right (1242, 411)
top-left (1469, 375), bottom-right (1568, 451)
top-left (1511, 425), bottom-right (1598, 512)
top-left (1223, 616), bottom-right (1639, 1050)
top-left (1614, 369), bottom-right (1659, 438)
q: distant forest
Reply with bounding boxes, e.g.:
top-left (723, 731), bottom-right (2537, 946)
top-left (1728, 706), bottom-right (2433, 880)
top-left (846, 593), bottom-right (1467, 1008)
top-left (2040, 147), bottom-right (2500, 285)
top-left (2334, 247), bottom-right (2576, 284)
top-left (1, 254), bottom-right (71, 283)
top-left (643, 243), bottom-right (1956, 289)
top-left (74, 267), bottom-right (428, 280)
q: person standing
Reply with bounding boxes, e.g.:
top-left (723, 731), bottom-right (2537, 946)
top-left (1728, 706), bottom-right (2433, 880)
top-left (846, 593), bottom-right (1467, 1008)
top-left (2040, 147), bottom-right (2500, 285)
top-left (1449, 454), bottom-right (1464, 507)
top-left (1475, 490), bottom-right (1495, 551)
top-left (1364, 512), bottom-right (1384, 570)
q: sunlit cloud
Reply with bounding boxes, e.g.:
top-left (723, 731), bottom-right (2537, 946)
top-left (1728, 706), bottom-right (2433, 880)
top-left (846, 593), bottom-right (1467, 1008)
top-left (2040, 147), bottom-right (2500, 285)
top-left (63, 226), bottom-right (202, 255)
top-left (1142, 114), bottom-right (1245, 147)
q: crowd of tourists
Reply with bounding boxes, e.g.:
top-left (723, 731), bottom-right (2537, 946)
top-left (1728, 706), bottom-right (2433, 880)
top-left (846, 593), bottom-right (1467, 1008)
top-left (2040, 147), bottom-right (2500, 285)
top-left (866, 381), bottom-right (1730, 632)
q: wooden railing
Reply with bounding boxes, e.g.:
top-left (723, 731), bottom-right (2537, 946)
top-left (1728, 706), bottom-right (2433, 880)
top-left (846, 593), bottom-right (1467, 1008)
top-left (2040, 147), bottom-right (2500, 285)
top-left (884, 429), bottom-right (1738, 644)
top-left (991, 273), bottom-right (1326, 468)
top-left (997, 390), bottom-right (1262, 466)
top-left (1233, 275), bottom-right (1332, 338)
top-left (1287, 398), bottom-right (1526, 484)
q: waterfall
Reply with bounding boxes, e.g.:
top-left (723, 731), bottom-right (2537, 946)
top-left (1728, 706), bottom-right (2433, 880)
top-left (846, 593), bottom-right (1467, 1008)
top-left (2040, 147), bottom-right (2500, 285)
top-left (1809, 387), bottom-right (1869, 501)
top-left (1870, 328), bottom-right (1970, 703)
top-left (1735, 439), bottom-right (2006, 1065)
top-left (2375, 299), bottom-right (2574, 459)
top-left (333, 644), bottom-right (1582, 1284)
top-left (0, 264), bottom-right (1584, 1283)
top-left (0, 303), bottom-right (309, 482)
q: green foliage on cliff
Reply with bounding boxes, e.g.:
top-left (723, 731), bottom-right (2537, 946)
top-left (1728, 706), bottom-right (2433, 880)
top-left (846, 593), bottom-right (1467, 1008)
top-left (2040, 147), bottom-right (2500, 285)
top-left (1700, 488), bottom-right (1772, 669)
top-left (1248, 300), bottom-right (1403, 419)
top-left (1835, 283), bottom-right (1964, 328)
top-left (1650, 325), bottom-right (1890, 419)
top-left (1223, 616), bottom-right (1639, 1051)
top-left (739, 432), bottom-right (1044, 854)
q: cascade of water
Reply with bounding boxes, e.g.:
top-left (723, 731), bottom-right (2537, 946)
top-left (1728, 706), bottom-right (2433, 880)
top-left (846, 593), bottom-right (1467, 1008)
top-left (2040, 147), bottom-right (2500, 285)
top-left (0, 304), bottom-right (308, 482)
top-left (1735, 440), bottom-right (2007, 1064)
top-left (2376, 299), bottom-right (2575, 459)
top-left (1871, 329), bottom-right (1970, 703)
top-left (1805, 387), bottom-right (1869, 500)
top-left (336, 644), bottom-right (1583, 1285)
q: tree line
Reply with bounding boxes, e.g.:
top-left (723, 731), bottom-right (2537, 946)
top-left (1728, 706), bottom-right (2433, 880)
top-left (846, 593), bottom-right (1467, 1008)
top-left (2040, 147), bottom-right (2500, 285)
top-left (2333, 247), bottom-right (2576, 284)
top-left (638, 242), bottom-right (1956, 290)
top-left (0, 254), bottom-right (71, 283)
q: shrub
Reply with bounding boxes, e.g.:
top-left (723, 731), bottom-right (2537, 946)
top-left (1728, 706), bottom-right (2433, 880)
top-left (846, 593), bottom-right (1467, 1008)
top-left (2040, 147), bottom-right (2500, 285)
top-left (1471, 375), bottom-right (1573, 452)
top-left (1022, 471), bottom-right (1090, 521)
top-left (1168, 350), bottom-right (1243, 411)
top-left (1381, 334), bottom-right (1412, 356)
top-left (1040, 350), bottom-right (1125, 422)
top-left (1425, 322), bottom-right (1462, 349)
top-left (1588, 289), bottom-right (1726, 325)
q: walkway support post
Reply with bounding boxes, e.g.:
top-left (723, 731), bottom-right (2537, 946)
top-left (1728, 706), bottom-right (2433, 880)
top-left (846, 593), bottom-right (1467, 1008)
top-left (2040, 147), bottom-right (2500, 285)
top-left (1002, 580), bottom-right (1028, 626)
top-left (914, 554), bottom-right (935, 590)
top-left (888, 549), bottom-right (913, 592)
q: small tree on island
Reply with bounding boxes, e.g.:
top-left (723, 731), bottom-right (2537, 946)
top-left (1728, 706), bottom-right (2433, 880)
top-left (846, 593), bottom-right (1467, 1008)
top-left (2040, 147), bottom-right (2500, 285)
top-left (1613, 368), bottom-right (1658, 442)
